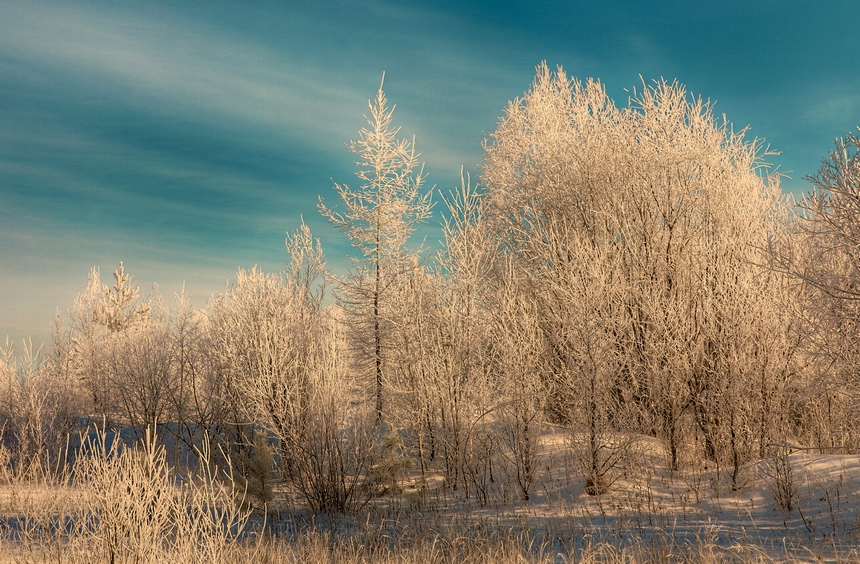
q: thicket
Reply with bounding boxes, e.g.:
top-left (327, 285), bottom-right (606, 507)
top-left (2, 63), bottom-right (859, 559)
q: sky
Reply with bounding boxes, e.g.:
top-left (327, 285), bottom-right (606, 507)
top-left (2, 0), bottom-right (859, 349)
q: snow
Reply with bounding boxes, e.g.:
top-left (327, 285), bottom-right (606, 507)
top-left (386, 428), bottom-right (860, 560)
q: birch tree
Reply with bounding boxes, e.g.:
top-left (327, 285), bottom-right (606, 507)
top-left (481, 63), bottom-right (796, 481)
top-left (213, 224), bottom-right (375, 512)
top-left (790, 129), bottom-right (860, 450)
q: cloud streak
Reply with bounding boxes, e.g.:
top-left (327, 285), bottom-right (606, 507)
top-left (0, 3), bottom-right (370, 151)
top-left (2, 0), bottom-right (860, 348)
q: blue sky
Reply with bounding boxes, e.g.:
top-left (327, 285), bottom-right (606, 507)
top-left (2, 1), bottom-right (859, 348)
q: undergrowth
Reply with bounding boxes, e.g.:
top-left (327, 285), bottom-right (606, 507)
top-left (1, 426), bottom-right (858, 563)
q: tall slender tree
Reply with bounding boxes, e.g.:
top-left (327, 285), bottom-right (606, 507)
top-left (319, 75), bottom-right (432, 425)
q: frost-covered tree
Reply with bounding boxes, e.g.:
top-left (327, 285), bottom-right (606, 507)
top-left (101, 261), bottom-right (151, 332)
top-left (481, 63), bottom-right (796, 479)
top-left (431, 176), bottom-right (495, 497)
top-left (62, 267), bottom-right (110, 418)
top-left (212, 224), bottom-right (376, 512)
top-left (163, 289), bottom-right (226, 456)
top-left (803, 128), bottom-right (860, 283)
top-left (0, 338), bottom-right (75, 478)
top-left (489, 258), bottom-right (548, 500)
top-left (319, 76), bottom-right (433, 425)
top-left (789, 129), bottom-right (860, 450)
top-left (104, 309), bottom-right (175, 434)
top-left (65, 262), bottom-right (152, 422)
top-left (386, 174), bottom-right (496, 495)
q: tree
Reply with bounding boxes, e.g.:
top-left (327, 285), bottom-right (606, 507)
top-left (212, 224), bottom-right (376, 512)
top-left (788, 128), bottom-right (860, 450)
top-left (0, 338), bottom-right (74, 478)
top-left (803, 128), bottom-right (860, 288)
top-left (162, 288), bottom-right (226, 460)
top-left (65, 262), bottom-right (152, 423)
top-left (480, 63), bottom-right (796, 482)
top-left (489, 258), bottom-right (548, 501)
top-left (101, 261), bottom-right (151, 332)
top-left (104, 305), bottom-right (175, 435)
top-left (389, 174), bottom-right (497, 497)
top-left (319, 76), bottom-right (433, 425)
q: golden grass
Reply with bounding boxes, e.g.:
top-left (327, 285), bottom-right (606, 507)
top-left (2, 428), bottom-right (859, 563)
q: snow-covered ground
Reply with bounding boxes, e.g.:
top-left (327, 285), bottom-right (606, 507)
top-left (380, 429), bottom-right (860, 561)
top-left (2, 428), bottom-right (858, 562)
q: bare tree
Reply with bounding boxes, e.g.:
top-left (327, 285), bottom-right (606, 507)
top-left (786, 129), bottom-right (860, 451)
top-left (480, 63), bottom-right (797, 485)
top-left (213, 224), bottom-right (376, 512)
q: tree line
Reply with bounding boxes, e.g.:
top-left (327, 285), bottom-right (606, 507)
top-left (2, 63), bottom-right (859, 511)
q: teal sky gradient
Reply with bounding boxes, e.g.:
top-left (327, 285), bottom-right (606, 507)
top-left (2, 0), bottom-right (859, 347)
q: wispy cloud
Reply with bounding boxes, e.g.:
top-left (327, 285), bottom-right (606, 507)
top-left (0, 3), bottom-right (370, 152)
top-left (0, 1), bottom-right (513, 347)
top-left (802, 94), bottom-right (860, 131)
top-left (4, 0), bottom-right (859, 349)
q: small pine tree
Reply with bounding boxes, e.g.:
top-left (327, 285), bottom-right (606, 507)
top-left (364, 430), bottom-right (411, 496)
top-left (234, 430), bottom-right (274, 510)
top-left (100, 261), bottom-right (150, 332)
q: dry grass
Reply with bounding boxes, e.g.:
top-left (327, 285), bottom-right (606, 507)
top-left (2, 428), bottom-right (859, 563)
top-left (0, 426), bottom-right (257, 563)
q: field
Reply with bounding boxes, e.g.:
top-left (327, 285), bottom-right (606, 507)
top-left (1, 427), bottom-right (858, 563)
